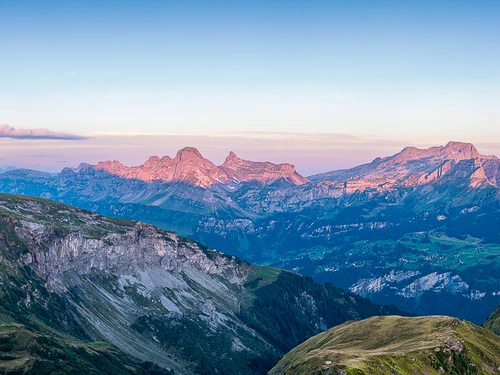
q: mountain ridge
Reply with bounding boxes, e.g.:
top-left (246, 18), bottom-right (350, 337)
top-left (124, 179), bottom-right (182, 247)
top-left (1, 141), bottom-right (500, 324)
top-left (83, 141), bottom-right (500, 192)
top-left (94, 147), bottom-right (308, 188)
top-left (268, 315), bottom-right (500, 375)
top-left (310, 141), bottom-right (500, 190)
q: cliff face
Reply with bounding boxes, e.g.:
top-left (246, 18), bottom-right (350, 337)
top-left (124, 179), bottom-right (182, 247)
top-left (0, 195), bottom-right (264, 373)
top-left (0, 194), bottom-right (403, 375)
top-left (17, 219), bottom-right (244, 282)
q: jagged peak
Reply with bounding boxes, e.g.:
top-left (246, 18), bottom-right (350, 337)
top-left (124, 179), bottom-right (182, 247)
top-left (74, 162), bottom-right (91, 172)
top-left (220, 152), bottom-right (308, 185)
top-left (145, 155), bottom-right (161, 163)
top-left (97, 160), bottom-right (124, 167)
top-left (175, 146), bottom-right (205, 161)
top-left (225, 151), bottom-right (239, 163)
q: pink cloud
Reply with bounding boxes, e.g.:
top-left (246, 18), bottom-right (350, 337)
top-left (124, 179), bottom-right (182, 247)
top-left (0, 124), bottom-right (85, 140)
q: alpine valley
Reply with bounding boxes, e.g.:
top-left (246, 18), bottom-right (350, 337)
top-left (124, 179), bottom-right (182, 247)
top-left (0, 194), bottom-right (404, 375)
top-left (1, 141), bottom-right (500, 324)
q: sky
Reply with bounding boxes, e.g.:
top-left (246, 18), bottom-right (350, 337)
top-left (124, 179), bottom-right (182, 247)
top-left (1, 0), bottom-right (499, 174)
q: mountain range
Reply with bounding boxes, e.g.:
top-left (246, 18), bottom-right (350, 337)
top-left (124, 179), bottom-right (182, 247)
top-left (1, 141), bottom-right (499, 323)
top-left (93, 147), bottom-right (307, 188)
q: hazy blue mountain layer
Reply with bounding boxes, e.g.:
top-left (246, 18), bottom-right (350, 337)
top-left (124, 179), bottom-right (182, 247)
top-left (1, 142), bottom-right (499, 323)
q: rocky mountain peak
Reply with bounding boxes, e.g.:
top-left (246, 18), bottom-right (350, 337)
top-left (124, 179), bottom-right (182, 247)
top-left (225, 151), bottom-right (239, 162)
top-left (89, 147), bottom-right (307, 187)
top-left (220, 152), bottom-right (308, 185)
top-left (311, 141), bottom-right (497, 190)
top-left (74, 162), bottom-right (91, 172)
top-left (391, 142), bottom-right (480, 164)
top-left (92, 147), bottom-right (225, 187)
top-left (175, 146), bottom-right (204, 161)
top-left (145, 155), bottom-right (161, 164)
top-left (442, 141), bottom-right (480, 159)
top-left (95, 160), bottom-right (126, 173)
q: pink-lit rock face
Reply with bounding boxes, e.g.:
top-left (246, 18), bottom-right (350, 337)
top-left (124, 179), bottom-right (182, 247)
top-left (94, 147), bottom-right (309, 188)
top-left (311, 141), bottom-right (500, 191)
top-left (220, 151), bottom-right (308, 185)
top-left (95, 147), bottom-right (230, 188)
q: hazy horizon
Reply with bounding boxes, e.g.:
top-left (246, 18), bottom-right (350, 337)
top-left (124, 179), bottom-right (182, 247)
top-left (2, 0), bottom-right (499, 174)
top-left (1, 131), bottom-right (499, 176)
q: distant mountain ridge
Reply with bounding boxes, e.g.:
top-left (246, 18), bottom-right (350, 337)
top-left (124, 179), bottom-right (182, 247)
top-left (310, 141), bottom-right (500, 190)
top-left (93, 147), bottom-right (308, 188)
top-left (87, 141), bottom-right (500, 190)
top-left (1, 141), bottom-right (500, 324)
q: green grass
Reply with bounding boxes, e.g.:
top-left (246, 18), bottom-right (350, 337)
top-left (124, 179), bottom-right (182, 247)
top-left (270, 316), bottom-right (500, 375)
top-left (281, 230), bottom-right (500, 274)
top-left (0, 322), bottom-right (174, 375)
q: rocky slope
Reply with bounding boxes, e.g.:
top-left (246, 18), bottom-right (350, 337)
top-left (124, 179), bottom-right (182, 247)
top-left (269, 316), bottom-right (500, 375)
top-left (0, 142), bottom-right (499, 324)
top-left (0, 193), bottom-right (404, 375)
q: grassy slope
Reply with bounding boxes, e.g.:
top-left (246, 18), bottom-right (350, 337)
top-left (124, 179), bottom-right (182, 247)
top-left (0, 322), bottom-right (173, 375)
top-left (269, 316), bottom-right (500, 375)
top-left (485, 305), bottom-right (500, 335)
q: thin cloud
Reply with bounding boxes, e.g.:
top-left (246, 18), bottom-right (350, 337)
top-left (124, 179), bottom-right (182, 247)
top-left (0, 125), bottom-right (85, 140)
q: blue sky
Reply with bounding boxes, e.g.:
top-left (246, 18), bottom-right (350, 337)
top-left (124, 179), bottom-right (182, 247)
top-left (0, 0), bottom-right (499, 171)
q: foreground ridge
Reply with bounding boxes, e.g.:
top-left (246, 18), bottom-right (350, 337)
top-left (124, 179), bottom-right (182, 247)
top-left (269, 315), bottom-right (500, 375)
